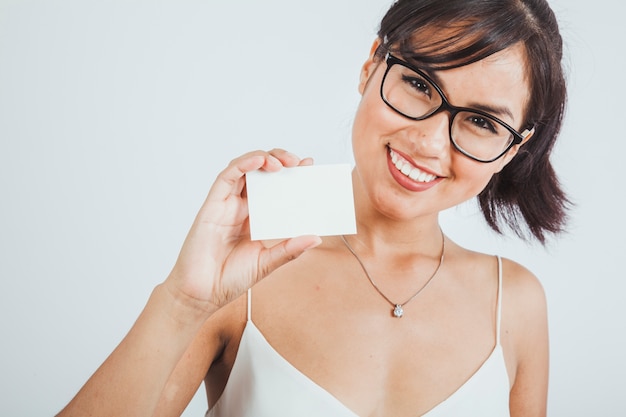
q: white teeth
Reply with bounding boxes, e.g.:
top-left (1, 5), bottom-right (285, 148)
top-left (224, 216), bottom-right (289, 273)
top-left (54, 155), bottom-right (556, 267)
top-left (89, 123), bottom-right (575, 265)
top-left (389, 149), bottom-right (437, 183)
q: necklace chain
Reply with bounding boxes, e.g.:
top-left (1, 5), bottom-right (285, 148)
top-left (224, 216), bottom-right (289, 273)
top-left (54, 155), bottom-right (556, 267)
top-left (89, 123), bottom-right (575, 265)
top-left (341, 229), bottom-right (445, 318)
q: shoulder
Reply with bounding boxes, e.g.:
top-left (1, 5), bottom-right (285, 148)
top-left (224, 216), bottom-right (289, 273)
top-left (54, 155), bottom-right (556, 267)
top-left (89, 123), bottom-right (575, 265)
top-left (497, 259), bottom-right (549, 413)
top-left (498, 257), bottom-right (549, 384)
top-left (447, 243), bottom-right (548, 357)
top-left (451, 243), bottom-right (546, 309)
top-left (499, 257), bottom-right (547, 322)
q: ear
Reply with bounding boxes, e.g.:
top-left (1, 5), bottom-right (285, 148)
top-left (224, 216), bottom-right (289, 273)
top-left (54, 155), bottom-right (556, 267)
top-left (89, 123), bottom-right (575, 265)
top-left (358, 38), bottom-right (383, 95)
top-left (494, 127), bottom-right (535, 172)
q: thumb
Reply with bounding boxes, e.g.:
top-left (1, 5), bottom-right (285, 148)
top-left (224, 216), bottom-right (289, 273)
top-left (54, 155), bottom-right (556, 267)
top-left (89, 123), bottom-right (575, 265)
top-left (258, 235), bottom-right (322, 278)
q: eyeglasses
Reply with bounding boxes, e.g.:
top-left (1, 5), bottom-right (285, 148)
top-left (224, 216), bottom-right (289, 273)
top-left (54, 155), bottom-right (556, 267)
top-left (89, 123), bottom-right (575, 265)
top-left (380, 53), bottom-right (534, 163)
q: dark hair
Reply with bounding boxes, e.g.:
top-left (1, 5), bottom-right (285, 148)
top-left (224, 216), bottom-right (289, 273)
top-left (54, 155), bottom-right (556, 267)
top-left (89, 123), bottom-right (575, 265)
top-left (376, 0), bottom-right (570, 244)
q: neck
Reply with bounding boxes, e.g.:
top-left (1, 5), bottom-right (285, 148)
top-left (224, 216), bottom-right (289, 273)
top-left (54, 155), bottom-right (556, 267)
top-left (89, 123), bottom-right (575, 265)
top-left (351, 218), bottom-right (442, 255)
top-left (349, 170), bottom-right (443, 258)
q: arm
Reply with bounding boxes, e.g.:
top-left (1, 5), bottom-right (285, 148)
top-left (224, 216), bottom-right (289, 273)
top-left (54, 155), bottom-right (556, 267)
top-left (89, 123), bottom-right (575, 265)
top-left (56, 284), bottom-right (215, 417)
top-left (151, 295), bottom-right (246, 417)
top-left (504, 260), bottom-right (550, 417)
top-left (56, 150), bottom-right (322, 417)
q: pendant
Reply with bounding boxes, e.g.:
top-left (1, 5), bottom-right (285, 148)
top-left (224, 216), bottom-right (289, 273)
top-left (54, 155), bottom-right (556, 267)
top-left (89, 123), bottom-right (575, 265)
top-left (393, 304), bottom-right (404, 318)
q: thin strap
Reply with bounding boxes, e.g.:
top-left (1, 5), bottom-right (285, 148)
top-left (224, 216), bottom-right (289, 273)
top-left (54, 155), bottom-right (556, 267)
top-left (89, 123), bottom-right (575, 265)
top-left (247, 288), bottom-right (252, 322)
top-left (496, 256), bottom-right (503, 345)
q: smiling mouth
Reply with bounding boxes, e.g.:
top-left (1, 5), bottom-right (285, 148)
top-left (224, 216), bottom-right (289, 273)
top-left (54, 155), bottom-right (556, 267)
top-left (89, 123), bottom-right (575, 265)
top-left (389, 148), bottom-right (438, 183)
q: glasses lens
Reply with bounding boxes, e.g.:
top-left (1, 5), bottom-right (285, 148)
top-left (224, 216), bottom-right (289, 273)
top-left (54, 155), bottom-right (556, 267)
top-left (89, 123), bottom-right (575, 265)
top-left (382, 61), bottom-right (516, 162)
top-left (450, 111), bottom-right (514, 161)
top-left (382, 64), bottom-right (442, 119)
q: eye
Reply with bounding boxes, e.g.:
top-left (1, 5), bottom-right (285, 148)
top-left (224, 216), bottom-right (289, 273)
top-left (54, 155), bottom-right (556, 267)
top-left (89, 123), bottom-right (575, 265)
top-left (467, 114), bottom-right (498, 134)
top-left (401, 74), bottom-right (432, 97)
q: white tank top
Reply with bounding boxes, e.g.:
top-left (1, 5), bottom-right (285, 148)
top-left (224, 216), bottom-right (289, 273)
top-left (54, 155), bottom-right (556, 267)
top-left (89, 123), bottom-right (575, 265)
top-left (207, 256), bottom-right (509, 417)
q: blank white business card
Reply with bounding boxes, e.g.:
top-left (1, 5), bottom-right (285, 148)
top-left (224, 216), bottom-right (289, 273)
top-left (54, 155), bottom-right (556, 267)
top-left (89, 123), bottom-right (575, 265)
top-left (246, 164), bottom-right (356, 240)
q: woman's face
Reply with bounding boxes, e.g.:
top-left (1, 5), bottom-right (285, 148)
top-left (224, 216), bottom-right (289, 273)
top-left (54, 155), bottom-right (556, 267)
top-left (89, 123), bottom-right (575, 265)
top-left (351, 40), bottom-right (531, 221)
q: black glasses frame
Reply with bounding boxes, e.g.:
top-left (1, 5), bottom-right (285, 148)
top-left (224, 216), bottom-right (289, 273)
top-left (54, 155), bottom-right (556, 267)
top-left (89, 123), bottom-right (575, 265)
top-left (380, 53), bottom-right (532, 163)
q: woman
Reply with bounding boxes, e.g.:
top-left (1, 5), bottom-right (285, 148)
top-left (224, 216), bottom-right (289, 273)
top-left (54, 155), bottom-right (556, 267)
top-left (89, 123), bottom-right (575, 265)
top-left (57, 0), bottom-right (568, 416)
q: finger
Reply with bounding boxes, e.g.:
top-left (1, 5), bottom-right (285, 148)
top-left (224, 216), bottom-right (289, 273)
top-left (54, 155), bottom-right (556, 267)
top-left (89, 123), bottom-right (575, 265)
top-left (268, 148), bottom-right (305, 168)
top-left (298, 157), bottom-right (314, 167)
top-left (208, 152), bottom-right (279, 201)
top-left (257, 235), bottom-right (322, 278)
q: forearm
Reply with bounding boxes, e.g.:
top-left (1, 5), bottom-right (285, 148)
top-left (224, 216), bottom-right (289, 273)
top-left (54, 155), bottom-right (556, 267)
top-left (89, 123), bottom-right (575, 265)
top-left (56, 283), bottom-right (216, 417)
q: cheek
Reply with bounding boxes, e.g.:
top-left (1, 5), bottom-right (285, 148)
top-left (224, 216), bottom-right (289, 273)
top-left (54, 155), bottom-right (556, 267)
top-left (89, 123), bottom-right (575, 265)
top-left (351, 94), bottom-right (378, 154)
top-left (352, 87), bottom-right (400, 151)
top-left (450, 153), bottom-right (500, 195)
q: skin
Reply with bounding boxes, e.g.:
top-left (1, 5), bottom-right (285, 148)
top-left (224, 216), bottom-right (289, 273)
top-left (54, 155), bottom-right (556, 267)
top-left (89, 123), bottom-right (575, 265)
top-left (57, 39), bottom-right (548, 417)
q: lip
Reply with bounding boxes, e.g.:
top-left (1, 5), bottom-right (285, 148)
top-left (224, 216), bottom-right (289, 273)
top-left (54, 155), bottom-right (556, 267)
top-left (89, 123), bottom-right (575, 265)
top-left (386, 146), bottom-right (443, 192)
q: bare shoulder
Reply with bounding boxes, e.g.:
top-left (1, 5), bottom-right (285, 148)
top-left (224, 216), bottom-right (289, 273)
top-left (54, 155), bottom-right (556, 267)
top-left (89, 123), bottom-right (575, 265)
top-left (499, 257), bottom-right (547, 319)
top-left (498, 256), bottom-right (549, 403)
top-left (498, 256), bottom-right (548, 344)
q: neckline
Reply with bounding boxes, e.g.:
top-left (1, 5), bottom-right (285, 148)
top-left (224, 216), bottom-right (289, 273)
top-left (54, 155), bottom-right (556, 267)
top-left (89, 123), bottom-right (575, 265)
top-left (245, 319), bottom-right (503, 417)
top-left (236, 255), bottom-right (506, 416)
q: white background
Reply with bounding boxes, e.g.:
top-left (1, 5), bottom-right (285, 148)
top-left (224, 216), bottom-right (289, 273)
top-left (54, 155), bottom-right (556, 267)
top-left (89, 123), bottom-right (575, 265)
top-left (1, 0), bottom-right (624, 415)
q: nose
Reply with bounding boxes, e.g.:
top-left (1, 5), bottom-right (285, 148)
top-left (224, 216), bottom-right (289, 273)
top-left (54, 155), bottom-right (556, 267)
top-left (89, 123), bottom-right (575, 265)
top-left (407, 110), bottom-right (451, 158)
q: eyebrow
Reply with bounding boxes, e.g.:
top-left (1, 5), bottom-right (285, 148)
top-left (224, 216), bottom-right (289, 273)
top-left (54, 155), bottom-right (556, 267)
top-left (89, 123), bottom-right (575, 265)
top-left (465, 102), bottom-right (515, 122)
